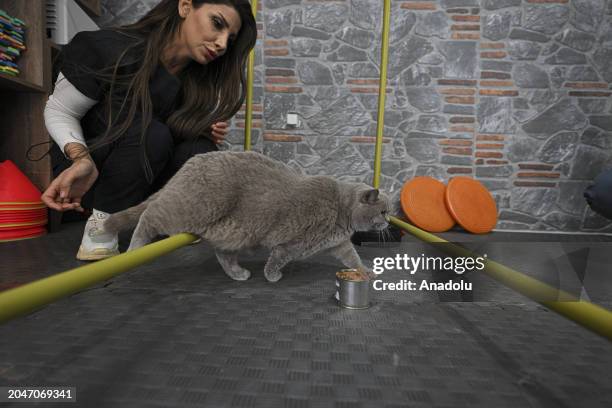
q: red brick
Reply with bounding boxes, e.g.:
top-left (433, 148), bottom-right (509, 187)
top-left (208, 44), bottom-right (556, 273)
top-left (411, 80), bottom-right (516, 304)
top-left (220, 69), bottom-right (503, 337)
top-left (266, 76), bottom-right (298, 84)
top-left (238, 104), bottom-right (263, 112)
top-left (479, 89), bottom-right (519, 96)
top-left (350, 87), bottom-right (391, 94)
top-left (445, 96), bottom-right (476, 104)
top-left (486, 160), bottom-right (508, 165)
top-left (449, 116), bottom-right (475, 124)
top-left (443, 147), bottom-right (473, 155)
top-left (236, 121), bottom-right (262, 128)
top-left (517, 172), bottom-right (561, 178)
top-left (265, 85), bottom-right (303, 93)
top-left (450, 126), bottom-right (475, 132)
top-left (480, 80), bottom-right (514, 87)
top-left (264, 39), bottom-right (288, 47)
top-left (439, 139), bottom-right (473, 146)
top-left (451, 32), bottom-right (480, 40)
top-left (447, 167), bottom-right (473, 174)
top-left (265, 49), bottom-right (289, 56)
top-left (452, 15), bottom-right (480, 22)
top-left (266, 68), bottom-right (295, 77)
top-left (480, 42), bottom-right (505, 49)
top-left (440, 88), bottom-right (476, 95)
top-left (401, 2), bottom-right (436, 10)
top-left (475, 158), bottom-right (485, 165)
top-left (481, 51), bottom-right (507, 59)
top-left (263, 134), bottom-right (303, 142)
top-left (451, 24), bottom-right (480, 31)
top-left (514, 181), bottom-right (557, 187)
top-left (476, 143), bottom-right (504, 149)
top-left (350, 136), bottom-right (391, 143)
top-left (481, 71), bottom-right (511, 79)
top-left (475, 151), bottom-right (503, 158)
top-left (477, 134), bottom-right (505, 141)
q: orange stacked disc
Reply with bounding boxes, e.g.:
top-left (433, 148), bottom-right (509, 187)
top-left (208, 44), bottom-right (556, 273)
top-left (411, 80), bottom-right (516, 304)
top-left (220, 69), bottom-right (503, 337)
top-left (400, 176), bottom-right (455, 232)
top-left (445, 176), bottom-right (497, 234)
top-left (0, 160), bottom-right (47, 242)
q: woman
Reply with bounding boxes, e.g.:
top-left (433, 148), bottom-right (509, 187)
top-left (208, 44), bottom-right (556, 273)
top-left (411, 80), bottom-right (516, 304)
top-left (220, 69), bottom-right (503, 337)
top-left (41, 0), bottom-right (256, 260)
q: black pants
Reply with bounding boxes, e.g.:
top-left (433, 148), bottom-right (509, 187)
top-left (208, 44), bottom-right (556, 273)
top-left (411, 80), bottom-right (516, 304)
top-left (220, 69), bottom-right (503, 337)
top-left (51, 118), bottom-right (217, 214)
top-left (584, 169), bottom-right (612, 221)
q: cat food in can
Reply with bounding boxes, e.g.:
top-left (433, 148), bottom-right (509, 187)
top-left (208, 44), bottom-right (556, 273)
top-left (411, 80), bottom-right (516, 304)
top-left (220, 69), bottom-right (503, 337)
top-left (335, 269), bottom-right (371, 309)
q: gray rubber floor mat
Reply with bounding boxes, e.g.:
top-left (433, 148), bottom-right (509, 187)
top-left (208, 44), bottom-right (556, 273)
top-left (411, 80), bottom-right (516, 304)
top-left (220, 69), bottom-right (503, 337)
top-left (0, 222), bottom-right (611, 407)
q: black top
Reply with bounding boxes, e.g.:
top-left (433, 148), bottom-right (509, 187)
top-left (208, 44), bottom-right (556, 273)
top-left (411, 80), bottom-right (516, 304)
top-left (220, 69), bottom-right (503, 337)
top-left (58, 29), bottom-right (182, 141)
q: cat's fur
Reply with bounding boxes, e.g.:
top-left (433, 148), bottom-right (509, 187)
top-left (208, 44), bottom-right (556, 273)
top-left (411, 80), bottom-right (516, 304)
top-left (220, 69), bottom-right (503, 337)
top-left (100, 151), bottom-right (390, 282)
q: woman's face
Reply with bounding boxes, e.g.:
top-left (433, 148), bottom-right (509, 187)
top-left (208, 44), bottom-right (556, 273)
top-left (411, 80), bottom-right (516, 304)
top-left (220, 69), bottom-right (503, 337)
top-left (179, 2), bottom-right (242, 65)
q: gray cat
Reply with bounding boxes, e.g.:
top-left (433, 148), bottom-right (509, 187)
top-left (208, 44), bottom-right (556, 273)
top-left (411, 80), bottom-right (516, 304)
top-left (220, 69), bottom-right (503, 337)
top-left (100, 151), bottom-right (390, 282)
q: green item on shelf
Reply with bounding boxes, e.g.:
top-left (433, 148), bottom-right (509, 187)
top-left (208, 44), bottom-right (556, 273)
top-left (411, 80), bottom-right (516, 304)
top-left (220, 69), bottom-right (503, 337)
top-left (0, 66), bottom-right (18, 76)
top-left (0, 9), bottom-right (25, 28)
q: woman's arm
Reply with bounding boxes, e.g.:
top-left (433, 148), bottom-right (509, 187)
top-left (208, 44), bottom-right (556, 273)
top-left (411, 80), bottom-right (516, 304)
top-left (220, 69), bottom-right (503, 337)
top-left (44, 72), bottom-right (98, 157)
top-left (42, 73), bottom-right (100, 211)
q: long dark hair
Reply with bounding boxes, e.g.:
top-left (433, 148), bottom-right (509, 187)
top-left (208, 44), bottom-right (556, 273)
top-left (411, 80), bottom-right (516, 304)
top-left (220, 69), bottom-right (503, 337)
top-left (74, 0), bottom-right (256, 181)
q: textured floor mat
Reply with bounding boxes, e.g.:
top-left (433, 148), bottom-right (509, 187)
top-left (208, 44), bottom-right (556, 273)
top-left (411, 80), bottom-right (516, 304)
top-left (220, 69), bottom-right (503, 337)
top-left (0, 222), bottom-right (611, 407)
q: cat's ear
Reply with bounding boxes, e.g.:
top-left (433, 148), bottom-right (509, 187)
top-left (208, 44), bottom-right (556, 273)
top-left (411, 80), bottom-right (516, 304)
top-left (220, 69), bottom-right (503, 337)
top-left (361, 189), bottom-right (379, 205)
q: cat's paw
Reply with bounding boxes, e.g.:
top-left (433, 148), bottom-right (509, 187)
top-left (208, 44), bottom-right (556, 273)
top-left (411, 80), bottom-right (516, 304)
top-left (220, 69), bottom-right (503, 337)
top-left (358, 265), bottom-right (377, 280)
top-left (265, 270), bottom-right (283, 283)
top-left (227, 268), bottom-right (251, 281)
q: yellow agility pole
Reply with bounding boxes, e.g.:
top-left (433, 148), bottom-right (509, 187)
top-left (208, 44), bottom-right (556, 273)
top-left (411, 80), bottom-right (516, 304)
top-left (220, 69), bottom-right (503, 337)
top-left (244, 0), bottom-right (258, 151)
top-left (373, 0), bottom-right (391, 189)
top-left (0, 233), bottom-right (198, 324)
top-left (389, 216), bottom-right (612, 341)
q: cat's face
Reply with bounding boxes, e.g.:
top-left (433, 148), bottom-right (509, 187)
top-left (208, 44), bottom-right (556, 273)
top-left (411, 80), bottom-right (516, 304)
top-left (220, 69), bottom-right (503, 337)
top-left (351, 188), bottom-right (390, 231)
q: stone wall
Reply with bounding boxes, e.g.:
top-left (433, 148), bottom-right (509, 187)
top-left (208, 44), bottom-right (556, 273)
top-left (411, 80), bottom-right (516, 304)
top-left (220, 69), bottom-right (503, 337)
top-left (97, 0), bottom-right (612, 233)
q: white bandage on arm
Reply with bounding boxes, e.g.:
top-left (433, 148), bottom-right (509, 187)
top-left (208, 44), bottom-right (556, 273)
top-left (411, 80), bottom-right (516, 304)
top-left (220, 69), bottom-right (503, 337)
top-left (44, 72), bottom-right (99, 156)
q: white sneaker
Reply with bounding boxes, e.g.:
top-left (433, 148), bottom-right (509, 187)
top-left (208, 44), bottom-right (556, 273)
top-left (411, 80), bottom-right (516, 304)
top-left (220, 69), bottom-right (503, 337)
top-left (76, 209), bottom-right (119, 261)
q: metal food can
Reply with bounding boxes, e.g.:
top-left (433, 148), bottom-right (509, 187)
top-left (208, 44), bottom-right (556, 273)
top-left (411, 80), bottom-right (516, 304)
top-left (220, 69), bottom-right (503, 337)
top-left (335, 269), bottom-right (371, 309)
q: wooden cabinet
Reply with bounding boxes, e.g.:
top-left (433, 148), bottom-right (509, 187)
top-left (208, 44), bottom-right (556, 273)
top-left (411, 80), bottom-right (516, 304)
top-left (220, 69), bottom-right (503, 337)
top-left (0, 0), bottom-right (51, 192)
top-left (0, 0), bottom-right (100, 192)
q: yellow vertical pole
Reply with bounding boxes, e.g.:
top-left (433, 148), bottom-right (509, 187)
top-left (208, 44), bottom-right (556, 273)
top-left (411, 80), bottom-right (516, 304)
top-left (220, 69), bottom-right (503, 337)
top-left (373, 0), bottom-right (391, 189)
top-left (244, 0), bottom-right (259, 151)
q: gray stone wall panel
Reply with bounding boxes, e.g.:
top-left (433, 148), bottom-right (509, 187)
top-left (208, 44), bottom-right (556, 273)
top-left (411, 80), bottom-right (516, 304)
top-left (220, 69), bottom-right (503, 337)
top-left (97, 0), bottom-right (612, 233)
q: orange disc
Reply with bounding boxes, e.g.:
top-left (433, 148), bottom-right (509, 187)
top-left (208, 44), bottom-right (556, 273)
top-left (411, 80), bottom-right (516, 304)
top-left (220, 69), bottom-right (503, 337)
top-left (400, 176), bottom-right (455, 232)
top-left (445, 176), bottom-right (497, 234)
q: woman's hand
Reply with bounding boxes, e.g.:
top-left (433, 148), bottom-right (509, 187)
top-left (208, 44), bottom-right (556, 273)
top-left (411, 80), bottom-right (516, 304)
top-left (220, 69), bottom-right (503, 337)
top-left (210, 121), bottom-right (229, 144)
top-left (41, 156), bottom-right (98, 212)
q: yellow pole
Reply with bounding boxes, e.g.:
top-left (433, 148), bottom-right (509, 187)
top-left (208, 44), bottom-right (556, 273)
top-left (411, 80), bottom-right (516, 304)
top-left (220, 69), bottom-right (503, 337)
top-left (373, 0), bottom-right (391, 189)
top-left (389, 216), bottom-right (612, 341)
top-left (0, 233), bottom-right (198, 324)
top-left (244, 0), bottom-right (258, 151)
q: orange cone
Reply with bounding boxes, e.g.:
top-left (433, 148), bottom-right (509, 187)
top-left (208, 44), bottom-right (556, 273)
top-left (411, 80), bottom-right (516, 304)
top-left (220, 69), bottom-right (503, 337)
top-left (0, 160), bottom-right (44, 205)
top-left (0, 160), bottom-right (47, 241)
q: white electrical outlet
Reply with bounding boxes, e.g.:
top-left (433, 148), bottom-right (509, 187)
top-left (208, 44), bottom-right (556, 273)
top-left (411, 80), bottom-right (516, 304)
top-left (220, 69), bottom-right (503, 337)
top-left (286, 113), bottom-right (300, 126)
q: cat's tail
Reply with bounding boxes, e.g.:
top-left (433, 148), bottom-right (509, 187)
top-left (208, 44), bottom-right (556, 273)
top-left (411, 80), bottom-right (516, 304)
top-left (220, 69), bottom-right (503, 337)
top-left (100, 192), bottom-right (160, 235)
